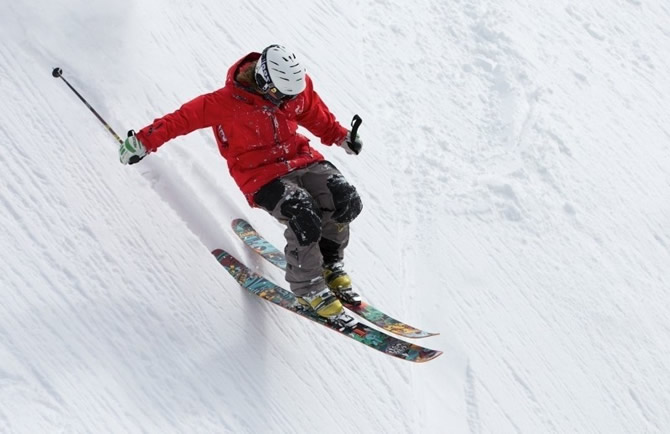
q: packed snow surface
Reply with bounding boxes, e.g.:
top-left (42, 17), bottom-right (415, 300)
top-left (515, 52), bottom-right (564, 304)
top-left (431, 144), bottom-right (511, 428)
top-left (1, 0), bottom-right (669, 432)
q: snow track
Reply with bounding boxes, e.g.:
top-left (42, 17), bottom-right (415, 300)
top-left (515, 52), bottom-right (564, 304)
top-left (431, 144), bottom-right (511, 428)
top-left (2, 0), bottom-right (670, 432)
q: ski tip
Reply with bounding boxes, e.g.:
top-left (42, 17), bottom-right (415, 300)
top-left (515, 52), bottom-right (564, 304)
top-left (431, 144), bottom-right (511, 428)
top-left (417, 350), bottom-right (443, 363)
top-left (430, 350), bottom-right (444, 361)
top-left (402, 331), bottom-right (440, 339)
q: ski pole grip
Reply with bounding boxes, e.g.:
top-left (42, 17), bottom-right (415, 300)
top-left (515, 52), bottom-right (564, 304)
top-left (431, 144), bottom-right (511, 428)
top-left (350, 114), bottom-right (362, 139)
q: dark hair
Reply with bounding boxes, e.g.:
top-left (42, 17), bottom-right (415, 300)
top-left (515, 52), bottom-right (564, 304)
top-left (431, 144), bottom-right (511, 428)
top-left (236, 60), bottom-right (260, 91)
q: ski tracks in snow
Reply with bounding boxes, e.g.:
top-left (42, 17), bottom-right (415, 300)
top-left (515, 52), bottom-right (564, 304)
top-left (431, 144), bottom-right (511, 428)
top-left (3, 0), bottom-right (670, 432)
top-left (464, 361), bottom-right (482, 434)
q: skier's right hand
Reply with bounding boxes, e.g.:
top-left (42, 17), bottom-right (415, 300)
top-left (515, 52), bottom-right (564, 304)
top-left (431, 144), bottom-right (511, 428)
top-left (339, 130), bottom-right (363, 155)
top-left (119, 130), bottom-right (148, 165)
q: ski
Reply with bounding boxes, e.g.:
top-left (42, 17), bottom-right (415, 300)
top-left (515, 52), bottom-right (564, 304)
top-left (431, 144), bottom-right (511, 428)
top-left (231, 218), bottom-right (438, 339)
top-left (212, 249), bottom-right (442, 363)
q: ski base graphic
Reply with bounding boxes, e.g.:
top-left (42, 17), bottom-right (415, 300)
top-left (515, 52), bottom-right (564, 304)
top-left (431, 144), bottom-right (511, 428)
top-left (231, 218), bottom-right (438, 338)
top-left (213, 249), bottom-right (442, 363)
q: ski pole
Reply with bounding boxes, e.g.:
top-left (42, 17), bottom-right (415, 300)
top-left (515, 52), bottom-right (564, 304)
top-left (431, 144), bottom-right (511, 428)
top-left (51, 67), bottom-right (124, 145)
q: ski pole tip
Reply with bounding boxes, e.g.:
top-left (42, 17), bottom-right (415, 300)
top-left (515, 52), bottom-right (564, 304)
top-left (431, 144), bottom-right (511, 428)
top-left (52, 67), bottom-right (63, 78)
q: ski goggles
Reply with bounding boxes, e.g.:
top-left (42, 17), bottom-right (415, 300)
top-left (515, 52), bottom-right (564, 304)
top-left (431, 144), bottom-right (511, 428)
top-left (255, 72), bottom-right (295, 102)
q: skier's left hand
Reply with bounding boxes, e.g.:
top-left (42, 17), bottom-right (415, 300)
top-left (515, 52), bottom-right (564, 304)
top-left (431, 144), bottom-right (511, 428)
top-left (339, 130), bottom-right (363, 155)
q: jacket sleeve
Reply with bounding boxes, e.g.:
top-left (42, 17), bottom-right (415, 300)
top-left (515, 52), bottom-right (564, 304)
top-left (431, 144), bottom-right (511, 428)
top-left (136, 89), bottom-right (224, 152)
top-left (295, 76), bottom-right (348, 146)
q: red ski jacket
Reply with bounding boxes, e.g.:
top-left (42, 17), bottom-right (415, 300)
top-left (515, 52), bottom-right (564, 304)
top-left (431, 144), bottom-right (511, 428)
top-left (136, 52), bottom-right (348, 204)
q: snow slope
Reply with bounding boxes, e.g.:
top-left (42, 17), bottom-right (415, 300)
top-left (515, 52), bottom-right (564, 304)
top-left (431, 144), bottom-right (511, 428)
top-left (1, 0), bottom-right (669, 432)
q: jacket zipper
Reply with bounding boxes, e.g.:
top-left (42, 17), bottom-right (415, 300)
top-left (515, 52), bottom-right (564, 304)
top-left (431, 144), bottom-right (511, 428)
top-left (270, 110), bottom-right (280, 145)
top-left (268, 108), bottom-right (291, 161)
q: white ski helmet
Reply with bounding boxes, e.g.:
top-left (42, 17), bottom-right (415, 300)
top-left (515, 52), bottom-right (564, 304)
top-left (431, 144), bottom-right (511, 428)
top-left (255, 45), bottom-right (306, 97)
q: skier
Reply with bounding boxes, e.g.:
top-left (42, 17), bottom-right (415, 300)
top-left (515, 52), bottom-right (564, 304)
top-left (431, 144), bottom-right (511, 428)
top-left (119, 45), bottom-right (363, 323)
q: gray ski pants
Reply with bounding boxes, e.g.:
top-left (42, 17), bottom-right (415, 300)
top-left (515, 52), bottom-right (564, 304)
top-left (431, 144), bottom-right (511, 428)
top-left (253, 161), bottom-right (363, 297)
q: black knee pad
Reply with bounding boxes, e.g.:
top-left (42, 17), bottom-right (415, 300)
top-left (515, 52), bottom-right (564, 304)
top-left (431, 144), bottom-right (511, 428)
top-left (281, 190), bottom-right (323, 246)
top-left (327, 175), bottom-right (363, 223)
top-left (253, 179), bottom-right (285, 211)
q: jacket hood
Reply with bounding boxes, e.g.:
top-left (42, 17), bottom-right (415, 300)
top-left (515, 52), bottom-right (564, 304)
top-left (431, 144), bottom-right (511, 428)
top-left (226, 52), bottom-right (261, 87)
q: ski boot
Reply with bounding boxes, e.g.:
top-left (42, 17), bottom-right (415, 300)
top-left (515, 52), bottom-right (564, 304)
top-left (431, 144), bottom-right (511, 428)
top-left (297, 287), bottom-right (356, 328)
top-left (323, 262), bottom-right (362, 306)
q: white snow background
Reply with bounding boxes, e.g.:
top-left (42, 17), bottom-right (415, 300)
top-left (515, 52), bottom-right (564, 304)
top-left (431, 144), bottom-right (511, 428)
top-left (1, 0), bottom-right (669, 433)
